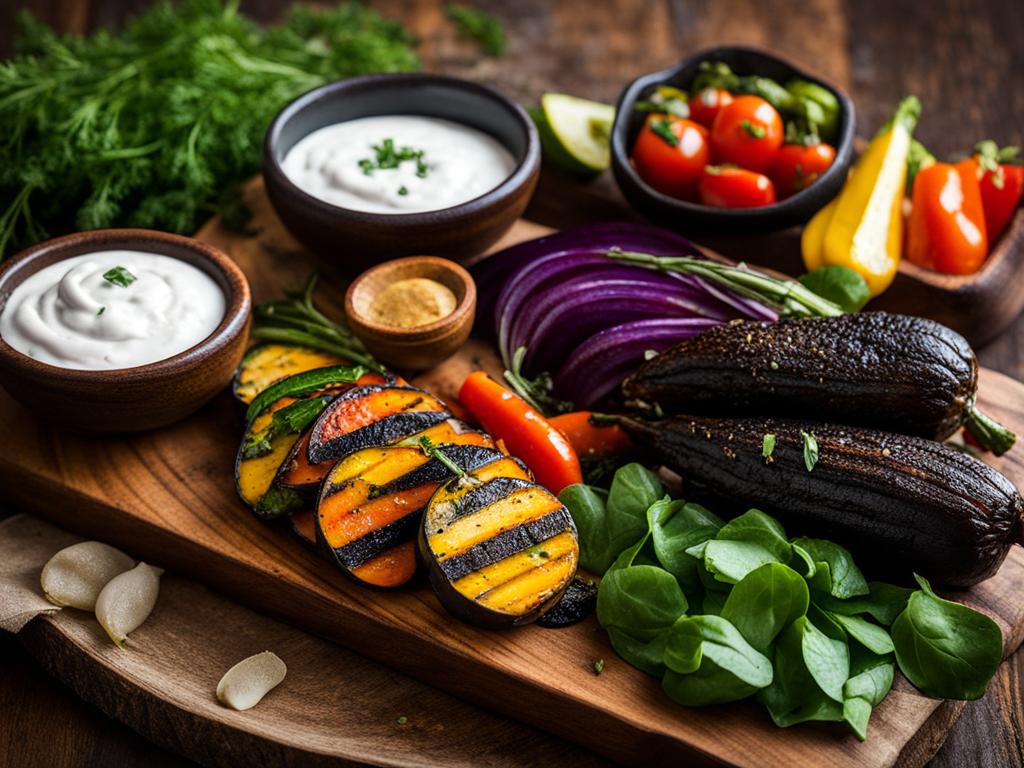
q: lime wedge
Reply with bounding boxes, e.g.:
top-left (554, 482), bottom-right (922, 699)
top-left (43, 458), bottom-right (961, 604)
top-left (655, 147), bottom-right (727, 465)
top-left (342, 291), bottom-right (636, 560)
top-left (535, 93), bottom-right (616, 175)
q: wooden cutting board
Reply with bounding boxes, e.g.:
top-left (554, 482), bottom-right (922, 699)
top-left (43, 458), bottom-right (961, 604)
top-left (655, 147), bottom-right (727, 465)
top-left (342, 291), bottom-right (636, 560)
top-left (2, 178), bottom-right (1023, 768)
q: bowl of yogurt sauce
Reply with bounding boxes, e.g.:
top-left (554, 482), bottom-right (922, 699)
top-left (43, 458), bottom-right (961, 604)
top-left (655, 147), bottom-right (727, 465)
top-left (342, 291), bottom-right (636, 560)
top-left (264, 73), bottom-right (540, 267)
top-left (0, 229), bottom-right (251, 433)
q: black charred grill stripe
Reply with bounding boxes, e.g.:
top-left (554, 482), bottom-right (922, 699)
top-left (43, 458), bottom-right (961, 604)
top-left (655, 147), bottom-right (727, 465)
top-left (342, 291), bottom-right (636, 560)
top-left (437, 477), bottom-right (534, 525)
top-left (334, 511), bottom-right (421, 569)
top-left (310, 410), bottom-right (450, 463)
top-left (363, 446), bottom-right (506, 499)
top-left (437, 509), bottom-right (574, 581)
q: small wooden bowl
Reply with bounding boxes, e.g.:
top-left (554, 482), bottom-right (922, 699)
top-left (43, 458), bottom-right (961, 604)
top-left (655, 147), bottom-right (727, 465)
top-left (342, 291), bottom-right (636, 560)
top-left (345, 257), bottom-right (476, 371)
top-left (0, 229), bottom-right (251, 433)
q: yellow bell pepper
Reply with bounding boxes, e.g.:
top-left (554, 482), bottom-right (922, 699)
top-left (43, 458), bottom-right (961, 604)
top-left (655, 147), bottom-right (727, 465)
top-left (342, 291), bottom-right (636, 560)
top-left (821, 97), bottom-right (921, 297)
top-left (801, 197), bottom-right (838, 272)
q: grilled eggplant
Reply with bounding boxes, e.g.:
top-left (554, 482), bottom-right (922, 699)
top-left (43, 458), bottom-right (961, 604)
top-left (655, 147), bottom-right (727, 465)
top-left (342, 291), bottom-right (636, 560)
top-left (420, 461), bottom-right (580, 628)
top-left (620, 414), bottom-right (1023, 587)
top-left (233, 343), bottom-right (346, 405)
top-left (622, 313), bottom-right (1015, 454)
top-left (316, 444), bottom-right (507, 588)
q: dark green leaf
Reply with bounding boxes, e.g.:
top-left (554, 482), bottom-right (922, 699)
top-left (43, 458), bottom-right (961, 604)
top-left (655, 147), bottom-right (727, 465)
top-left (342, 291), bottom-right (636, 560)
top-left (815, 582), bottom-right (914, 626)
top-left (827, 612), bottom-right (895, 655)
top-left (721, 563), bottom-right (809, 653)
top-left (650, 499), bottom-right (723, 591)
top-left (798, 265), bottom-right (871, 313)
top-left (793, 537), bottom-right (869, 599)
top-left (801, 431), bottom-right (819, 471)
top-left (102, 266), bottom-right (137, 288)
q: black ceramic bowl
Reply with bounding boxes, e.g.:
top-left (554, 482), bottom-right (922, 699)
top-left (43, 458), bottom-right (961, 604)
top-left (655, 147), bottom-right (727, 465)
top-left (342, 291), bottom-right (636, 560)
top-left (611, 46), bottom-right (856, 235)
top-left (264, 73), bottom-right (540, 269)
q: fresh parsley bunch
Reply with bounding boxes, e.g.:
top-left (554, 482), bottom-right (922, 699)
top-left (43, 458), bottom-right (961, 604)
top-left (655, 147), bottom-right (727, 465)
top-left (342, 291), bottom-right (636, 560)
top-left (0, 0), bottom-right (420, 258)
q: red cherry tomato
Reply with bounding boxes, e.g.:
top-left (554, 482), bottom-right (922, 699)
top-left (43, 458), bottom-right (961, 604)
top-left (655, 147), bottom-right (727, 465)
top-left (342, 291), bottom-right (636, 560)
top-left (688, 87), bottom-right (734, 129)
top-left (771, 143), bottom-right (837, 198)
top-left (710, 95), bottom-right (784, 173)
top-left (631, 114), bottom-right (710, 200)
top-left (698, 165), bottom-right (777, 208)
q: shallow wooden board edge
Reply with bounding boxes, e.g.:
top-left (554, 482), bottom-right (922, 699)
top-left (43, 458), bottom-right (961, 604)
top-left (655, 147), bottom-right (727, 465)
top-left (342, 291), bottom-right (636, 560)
top-left (4, 514), bottom-right (605, 768)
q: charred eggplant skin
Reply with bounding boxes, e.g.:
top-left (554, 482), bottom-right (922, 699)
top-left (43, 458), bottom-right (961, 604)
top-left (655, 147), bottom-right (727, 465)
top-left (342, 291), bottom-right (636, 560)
top-left (620, 414), bottom-right (1023, 587)
top-left (623, 313), bottom-right (977, 441)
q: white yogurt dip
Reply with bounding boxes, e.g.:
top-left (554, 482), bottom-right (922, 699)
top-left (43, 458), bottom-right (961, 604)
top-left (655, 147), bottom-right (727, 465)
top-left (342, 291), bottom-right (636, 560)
top-left (0, 250), bottom-right (225, 370)
top-left (281, 115), bottom-right (516, 214)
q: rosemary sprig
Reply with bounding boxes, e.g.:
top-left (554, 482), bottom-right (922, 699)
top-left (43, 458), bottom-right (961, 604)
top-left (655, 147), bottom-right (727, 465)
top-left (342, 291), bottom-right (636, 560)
top-left (606, 248), bottom-right (844, 318)
top-left (418, 435), bottom-right (465, 477)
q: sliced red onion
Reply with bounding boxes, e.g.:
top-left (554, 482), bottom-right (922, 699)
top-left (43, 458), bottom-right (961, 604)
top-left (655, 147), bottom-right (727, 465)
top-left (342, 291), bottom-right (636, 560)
top-left (555, 318), bottom-right (720, 407)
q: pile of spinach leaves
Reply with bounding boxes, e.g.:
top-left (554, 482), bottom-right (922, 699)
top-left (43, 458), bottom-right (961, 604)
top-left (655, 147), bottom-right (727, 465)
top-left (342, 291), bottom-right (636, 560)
top-left (560, 464), bottom-right (1004, 740)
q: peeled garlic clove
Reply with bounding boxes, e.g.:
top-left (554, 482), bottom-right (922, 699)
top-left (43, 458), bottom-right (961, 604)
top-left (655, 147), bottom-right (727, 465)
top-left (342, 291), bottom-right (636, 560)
top-left (95, 562), bottom-right (163, 647)
top-left (216, 651), bottom-right (287, 710)
top-left (41, 541), bottom-right (135, 611)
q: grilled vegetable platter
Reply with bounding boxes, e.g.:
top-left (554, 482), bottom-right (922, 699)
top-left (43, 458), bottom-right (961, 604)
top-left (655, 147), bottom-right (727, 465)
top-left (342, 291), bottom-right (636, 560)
top-left (229, 220), bottom-right (1022, 743)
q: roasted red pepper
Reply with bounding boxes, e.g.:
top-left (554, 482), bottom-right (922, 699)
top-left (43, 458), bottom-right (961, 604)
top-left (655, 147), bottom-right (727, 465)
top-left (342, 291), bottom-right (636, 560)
top-left (458, 371), bottom-right (582, 494)
top-left (973, 141), bottom-right (1023, 243)
top-left (549, 411), bottom-right (634, 459)
top-left (906, 160), bottom-right (988, 275)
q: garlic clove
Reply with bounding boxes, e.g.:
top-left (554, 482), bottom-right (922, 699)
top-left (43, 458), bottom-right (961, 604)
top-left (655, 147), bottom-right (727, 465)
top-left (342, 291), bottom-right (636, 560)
top-left (94, 562), bottom-right (163, 647)
top-left (216, 651), bottom-right (287, 711)
top-left (41, 541), bottom-right (135, 611)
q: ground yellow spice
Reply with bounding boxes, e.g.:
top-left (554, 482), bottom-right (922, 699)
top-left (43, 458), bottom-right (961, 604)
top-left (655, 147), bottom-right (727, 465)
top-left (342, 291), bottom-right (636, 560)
top-left (368, 278), bottom-right (458, 328)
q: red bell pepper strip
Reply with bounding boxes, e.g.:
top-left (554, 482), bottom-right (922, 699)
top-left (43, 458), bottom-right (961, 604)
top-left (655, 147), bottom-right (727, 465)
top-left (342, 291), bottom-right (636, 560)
top-left (549, 411), bottom-right (634, 460)
top-left (458, 371), bottom-right (582, 494)
top-left (906, 160), bottom-right (988, 275)
top-left (973, 141), bottom-right (1023, 243)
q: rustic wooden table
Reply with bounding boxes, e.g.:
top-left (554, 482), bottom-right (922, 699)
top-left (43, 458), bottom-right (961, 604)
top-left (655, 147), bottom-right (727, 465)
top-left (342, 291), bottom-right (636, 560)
top-left (1, 1), bottom-right (1022, 766)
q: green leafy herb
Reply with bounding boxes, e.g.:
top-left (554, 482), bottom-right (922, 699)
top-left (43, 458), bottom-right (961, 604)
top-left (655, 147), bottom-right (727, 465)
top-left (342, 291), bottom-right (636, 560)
top-left (253, 483), bottom-right (304, 519)
top-left (396, 715), bottom-right (408, 725)
top-left (761, 433), bottom-right (776, 459)
top-left (798, 265), bottom-right (871, 313)
top-left (649, 119), bottom-right (680, 147)
top-left (974, 140), bottom-right (1021, 190)
top-left (445, 4), bottom-right (505, 56)
top-left (593, 658), bottom-right (605, 675)
top-left (397, 185), bottom-right (409, 196)
top-left (721, 563), bottom-right (808, 653)
top-left (0, 1), bottom-right (420, 259)
top-left (740, 119), bottom-right (767, 139)
top-left (358, 139), bottom-right (429, 177)
top-left (96, 306), bottom-right (106, 317)
top-left (801, 431), bottom-right (819, 471)
top-left (891, 574), bottom-right (1002, 700)
top-left (792, 537), bottom-right (868, 599)
top-left (242, 396), bottom-right (331, 459)
top-left (102, 266), bottom-right (137, 288)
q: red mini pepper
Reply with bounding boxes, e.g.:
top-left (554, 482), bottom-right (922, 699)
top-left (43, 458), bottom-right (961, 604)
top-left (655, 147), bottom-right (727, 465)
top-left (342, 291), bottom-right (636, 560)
top-left (973, 141), bottom-right (1024, 243)
top-left (458, 371), bottom-right (582, 494)
top-left (906, 160), bottom-right (988, 275)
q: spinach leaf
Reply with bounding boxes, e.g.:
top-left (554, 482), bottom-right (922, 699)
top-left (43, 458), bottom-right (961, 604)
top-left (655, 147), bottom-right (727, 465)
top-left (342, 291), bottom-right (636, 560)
top-left (797, 611), bottom-right (850, 702)
top-left (827, 612), bottom-right (894, 655)
top-left (606, 627), bottom-right (670, 676)
top-left (562, 464), bottom-right (663, 574)
top-left (798, 265), bottom-right (870, 312)
top-left (789, 542), bottom-right (817, 578)
top-left (699, 540), bottom-right (780, 584)
top-left (650, 500), bottom-right (723, 590)
top-left (891, 574), bottom-right (1002, 700)
top-left (842, 648), bottom-right (895, 740)
top-left (661, 615), bottom-right (774, 706)
top-left (702, 590), bottom-right (727, 616)
top-left (717, 509), bottom-right (792, 561)
top-left (816, 581), bottom-right (914, 626)
top-left (721, 563), bottom-right (809, 653)
top-left (758, 619), bottom-right (843, 728)
top-left (793, 537), bottom-right (869, 599)
top-left (596, 565), bottom-right (687, 642)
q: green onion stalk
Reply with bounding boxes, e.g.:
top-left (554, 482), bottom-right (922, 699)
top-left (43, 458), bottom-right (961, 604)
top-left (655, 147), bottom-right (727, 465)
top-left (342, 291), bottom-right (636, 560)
top-left (250, 274), bottom-right (382, 371)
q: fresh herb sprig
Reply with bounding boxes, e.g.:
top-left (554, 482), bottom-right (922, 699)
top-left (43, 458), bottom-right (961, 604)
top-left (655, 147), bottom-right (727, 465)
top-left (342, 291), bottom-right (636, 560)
top-left (0, 1), bottom-right (420, 259)
top-left (102, 266), bottom-right (137, 288)
top-left (445, 4), bottom-right (505, 56)
top-left (606, 249), bottom-right (844, 318)
top-left (358, 139), bottom-right (429, 178)
top-left (252, 274), bottom-right (381, 371)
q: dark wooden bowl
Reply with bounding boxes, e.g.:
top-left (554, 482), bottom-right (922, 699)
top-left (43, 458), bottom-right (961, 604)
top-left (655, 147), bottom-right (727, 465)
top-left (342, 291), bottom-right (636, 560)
top-left (610, 45), bottom-right (856, 235)
top-left (264, 73), bottom-right (541, 270)
top-left (0, 229), bottom-right (251, 433)
top-left (345, 256), bottom-right (476, 371)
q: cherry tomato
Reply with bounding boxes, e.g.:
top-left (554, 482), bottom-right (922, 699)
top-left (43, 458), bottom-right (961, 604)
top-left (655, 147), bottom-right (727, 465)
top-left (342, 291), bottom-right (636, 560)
top-left (631, 113), bottom-right (710, 200)
top-left (770, 143), bottom-right (837, 198)
top-left (710, 95), bottom-right (784, 173)
top-left (698, 165), bottom-right (777, 208)
top-left (971, 156), bottom-right (1024, 243)
top-left (688, 87), bottom-right (733, 129)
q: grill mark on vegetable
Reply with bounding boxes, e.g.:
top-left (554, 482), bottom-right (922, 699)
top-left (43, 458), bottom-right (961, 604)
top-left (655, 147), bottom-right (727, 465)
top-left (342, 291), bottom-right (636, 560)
top-left (310, 410), bottom-right (450, 464)
top-left (333, 512), bottom-right (421, 569)
top-left (437, 510), bottom-right (575, 581)
top-left (620, 414), bottom-right (1023, 586)
top-left (435, 477), bottom-right (534, 524)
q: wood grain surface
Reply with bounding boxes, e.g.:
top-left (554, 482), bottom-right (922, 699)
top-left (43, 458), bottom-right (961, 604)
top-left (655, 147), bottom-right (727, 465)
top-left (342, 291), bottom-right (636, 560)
top-left (1, 1), bottom-right (1022, 767)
